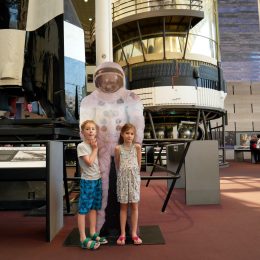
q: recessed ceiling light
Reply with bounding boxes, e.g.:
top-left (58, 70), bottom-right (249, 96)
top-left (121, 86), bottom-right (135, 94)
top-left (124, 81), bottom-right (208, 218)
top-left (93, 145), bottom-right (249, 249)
top-left (88, 17), bottom-right (93, 21)
top-left (84, 0), bottom-right (88, 2)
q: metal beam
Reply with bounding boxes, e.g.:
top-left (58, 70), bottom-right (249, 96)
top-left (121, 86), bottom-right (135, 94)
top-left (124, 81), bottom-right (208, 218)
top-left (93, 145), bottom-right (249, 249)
top-left (136, 20), bottom-right (146, 62)
top-left (114, 28), bottom-right (129, 66)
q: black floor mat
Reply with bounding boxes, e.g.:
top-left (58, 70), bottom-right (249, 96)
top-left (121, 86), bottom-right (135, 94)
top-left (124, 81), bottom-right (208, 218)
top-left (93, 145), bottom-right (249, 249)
top-left (63, 225), bottom-right (165, 246)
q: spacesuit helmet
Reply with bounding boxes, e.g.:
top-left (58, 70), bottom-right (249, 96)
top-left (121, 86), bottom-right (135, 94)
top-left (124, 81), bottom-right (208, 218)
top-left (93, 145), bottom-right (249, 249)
top-left (94, 62), bottom-right (125, 93)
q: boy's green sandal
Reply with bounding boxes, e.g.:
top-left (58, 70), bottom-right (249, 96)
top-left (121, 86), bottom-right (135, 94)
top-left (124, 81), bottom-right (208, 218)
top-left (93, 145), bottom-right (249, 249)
top-left (80, 237), bottom-right (100, 250)
top-left (91, 233), bottom-right (108, 244)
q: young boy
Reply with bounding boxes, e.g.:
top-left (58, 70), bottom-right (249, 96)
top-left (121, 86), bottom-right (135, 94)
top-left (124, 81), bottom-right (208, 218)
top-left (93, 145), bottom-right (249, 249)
top-left (77, 120), bottom-right (108, 249)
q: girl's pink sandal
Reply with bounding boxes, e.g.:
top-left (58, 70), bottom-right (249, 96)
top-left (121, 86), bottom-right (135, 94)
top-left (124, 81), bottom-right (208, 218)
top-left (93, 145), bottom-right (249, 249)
top-left (132, 236), bottom-right (142, 245)
top-left (116, 236), bottom-right (126, 246)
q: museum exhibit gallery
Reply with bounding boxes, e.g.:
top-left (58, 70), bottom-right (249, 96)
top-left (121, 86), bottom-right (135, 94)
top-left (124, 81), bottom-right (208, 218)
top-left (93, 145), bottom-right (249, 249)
top-left (3, 0), bottom-right (257, 246)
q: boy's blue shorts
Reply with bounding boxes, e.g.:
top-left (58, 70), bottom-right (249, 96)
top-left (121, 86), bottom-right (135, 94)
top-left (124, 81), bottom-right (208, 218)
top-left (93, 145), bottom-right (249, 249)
top-left (78, 178), bottom-right (102, 215)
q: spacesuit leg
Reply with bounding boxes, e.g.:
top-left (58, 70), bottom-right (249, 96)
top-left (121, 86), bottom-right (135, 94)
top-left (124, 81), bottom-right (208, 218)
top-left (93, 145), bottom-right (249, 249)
top-left (96, 144), bottom-right (111, 232)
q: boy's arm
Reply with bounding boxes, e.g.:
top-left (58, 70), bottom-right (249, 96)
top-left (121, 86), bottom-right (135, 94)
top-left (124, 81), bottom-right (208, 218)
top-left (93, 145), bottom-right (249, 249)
top-left (135, 143), bottom-right (142, 170)
top-left (81, 142), bottom-right (98, 167)
top-left (81, 149), bottom-right (98, 167)
top-left (114, 145), bottom-right (120, 170)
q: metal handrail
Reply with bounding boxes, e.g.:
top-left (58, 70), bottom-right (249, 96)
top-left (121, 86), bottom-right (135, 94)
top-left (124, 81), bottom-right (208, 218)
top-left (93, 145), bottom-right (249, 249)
top-left (112, 0), bottom-right (203, 21)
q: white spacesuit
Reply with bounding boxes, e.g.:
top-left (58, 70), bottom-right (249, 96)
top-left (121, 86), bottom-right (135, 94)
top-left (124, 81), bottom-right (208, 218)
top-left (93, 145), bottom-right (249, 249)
top-left (79, 62), bottom-right (144, 232)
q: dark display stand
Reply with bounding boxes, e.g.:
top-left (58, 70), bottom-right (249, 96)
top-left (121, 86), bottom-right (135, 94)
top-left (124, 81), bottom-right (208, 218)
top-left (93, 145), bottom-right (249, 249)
top-left (100, 158), bottom-right (121, 237)
top-left (0, 119), bottom-right (79, 141)
top-left (142, 139), bottom-right (191, 212)
top-left (0, 141), bottom-right (64, 242)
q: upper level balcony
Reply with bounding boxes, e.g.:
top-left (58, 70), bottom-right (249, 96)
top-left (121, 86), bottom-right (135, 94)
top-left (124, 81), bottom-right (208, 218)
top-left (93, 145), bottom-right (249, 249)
top-left (91, 0), bottom-right (204, 44)
top-left (89, 1), bottom-right (220, 67)
top-left (112, 0), bottom-right (204, 29)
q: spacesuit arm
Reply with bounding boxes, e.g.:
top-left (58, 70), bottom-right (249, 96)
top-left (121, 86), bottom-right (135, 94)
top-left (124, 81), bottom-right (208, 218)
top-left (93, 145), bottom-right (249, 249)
top-left (79, 94), bottom-right (96, 138)
top-left (126, 92), bottom-right (145, 144)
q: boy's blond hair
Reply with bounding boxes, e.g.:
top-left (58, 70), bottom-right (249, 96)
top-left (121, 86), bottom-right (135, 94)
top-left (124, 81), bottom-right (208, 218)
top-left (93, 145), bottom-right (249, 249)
top-left (80, 120), bottom-right (98, 131)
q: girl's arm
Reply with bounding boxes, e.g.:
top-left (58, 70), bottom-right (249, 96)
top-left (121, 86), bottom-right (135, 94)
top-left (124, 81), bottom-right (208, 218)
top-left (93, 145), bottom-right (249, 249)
top-left (135, 143), bottom-right (142, 170)
top-left (114, 145), bottom-right (120, 170)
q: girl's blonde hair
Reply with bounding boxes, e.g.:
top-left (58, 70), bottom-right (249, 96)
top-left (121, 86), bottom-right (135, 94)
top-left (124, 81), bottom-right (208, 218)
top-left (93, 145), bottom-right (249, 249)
top-left (80, 120), bottom-right (98, 131)
top-left (118, 123), bottom-right (136, 144)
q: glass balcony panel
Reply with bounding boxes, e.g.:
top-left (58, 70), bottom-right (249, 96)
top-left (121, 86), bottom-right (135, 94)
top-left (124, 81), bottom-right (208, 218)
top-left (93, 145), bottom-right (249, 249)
top-left (165, 36), bottom-right (183, 53)
top-left (186, 34), bottom-right (217, 60)
top-left (114, 49), bottom-right (125, 62)
top-left (122, 41), bottom-right (143, 59)
top-left (190, 0), bottom-right (217, 41)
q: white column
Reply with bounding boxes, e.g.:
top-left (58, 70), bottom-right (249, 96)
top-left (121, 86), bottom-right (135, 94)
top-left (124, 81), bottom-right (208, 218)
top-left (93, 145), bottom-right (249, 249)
top-left (95, 0), bottom-right (113, 65)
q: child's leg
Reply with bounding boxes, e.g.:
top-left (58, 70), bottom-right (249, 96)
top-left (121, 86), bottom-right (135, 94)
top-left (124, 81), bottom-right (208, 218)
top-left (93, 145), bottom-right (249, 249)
top-left (131, 203), bottom-right (142, 245)
top-left (117, 203), bottom-right (128, 245)
top-left (130, 203), bottom-right (138, 237)
top-left (120, 203), bottom-right (128, 237)
top-left (89, 209), bottom-right (97, 235)
top-left (78, 213), bottom-right (86, 242)
top-left (79, 211), bottom-right (100, 249)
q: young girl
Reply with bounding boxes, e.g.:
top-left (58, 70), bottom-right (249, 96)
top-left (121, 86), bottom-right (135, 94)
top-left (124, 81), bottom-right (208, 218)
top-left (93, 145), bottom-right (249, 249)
top-left (77, 120), bottom-right (108, 250)
top-left (114, 123), bottom-right (142, 245)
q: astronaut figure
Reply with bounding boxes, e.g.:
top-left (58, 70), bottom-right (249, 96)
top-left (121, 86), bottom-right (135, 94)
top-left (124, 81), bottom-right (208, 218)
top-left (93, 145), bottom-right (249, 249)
top-left (80, 62), bottom-right (144, 233)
